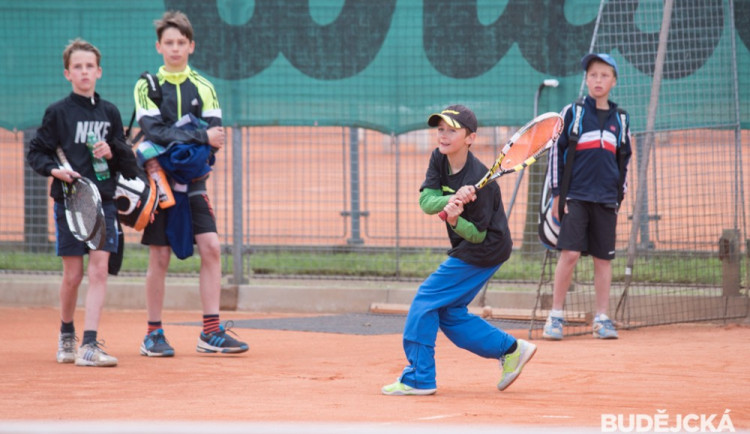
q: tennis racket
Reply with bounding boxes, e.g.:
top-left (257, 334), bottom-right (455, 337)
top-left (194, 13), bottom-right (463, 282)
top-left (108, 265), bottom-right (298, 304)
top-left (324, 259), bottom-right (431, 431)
top-left (438, 112), bottom-right (564, 221)
top-left (55, 147), bottom-right (107, 250)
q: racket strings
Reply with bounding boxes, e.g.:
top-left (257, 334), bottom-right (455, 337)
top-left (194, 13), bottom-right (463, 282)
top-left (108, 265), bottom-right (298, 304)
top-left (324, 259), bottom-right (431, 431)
top-left (66, 180), bottom-right (101, 239)
top-left (499, 118), bottom-right (561, 171)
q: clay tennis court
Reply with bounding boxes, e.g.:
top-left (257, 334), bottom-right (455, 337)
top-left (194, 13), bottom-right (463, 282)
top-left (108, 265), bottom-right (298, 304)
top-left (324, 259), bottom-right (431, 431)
top-left (1, 305), bottom-right (748, 432)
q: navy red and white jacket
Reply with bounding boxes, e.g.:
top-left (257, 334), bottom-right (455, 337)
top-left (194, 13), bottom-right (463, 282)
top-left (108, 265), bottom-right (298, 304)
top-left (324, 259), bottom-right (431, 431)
top-left (549, 95), bottom-right (632, 206)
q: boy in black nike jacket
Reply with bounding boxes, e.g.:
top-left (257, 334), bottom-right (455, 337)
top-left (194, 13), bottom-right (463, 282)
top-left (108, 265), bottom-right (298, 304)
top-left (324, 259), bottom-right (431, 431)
top-left (27, 39), bottom-right (137, 367)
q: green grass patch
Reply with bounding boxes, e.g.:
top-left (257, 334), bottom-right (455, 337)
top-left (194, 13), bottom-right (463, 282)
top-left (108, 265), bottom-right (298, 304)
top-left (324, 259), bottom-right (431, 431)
top-left (0, 244), bottom-right (738, 287)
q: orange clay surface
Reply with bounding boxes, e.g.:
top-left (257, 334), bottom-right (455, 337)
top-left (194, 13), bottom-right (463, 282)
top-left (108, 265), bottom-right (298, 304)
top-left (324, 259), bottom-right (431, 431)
top-left (0, 306), bottom-right (748, 429)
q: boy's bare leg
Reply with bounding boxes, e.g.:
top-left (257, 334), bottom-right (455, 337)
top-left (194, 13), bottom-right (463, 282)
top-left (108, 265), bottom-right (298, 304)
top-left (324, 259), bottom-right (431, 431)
top-left (74, 249), bottom-right (118, 366)
top-left (552, 250), bottom-right (581, 311)
top-left (60, 256), bottom-right (84, 323)
top-left (84, 250), bottom-right (110, 331)
top-left (593, 257), bottom-right (612, 316)
top-left (145, 245), bottom-right (171, 322)
top-left (194, 231), bottom-right (248, 354)
top-left (195, 232), bottom-right (221, 315)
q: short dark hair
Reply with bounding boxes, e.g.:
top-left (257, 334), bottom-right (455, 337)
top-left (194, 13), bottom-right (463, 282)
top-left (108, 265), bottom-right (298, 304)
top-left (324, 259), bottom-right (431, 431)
top-left (62, 38), bottom-right (101, 69)
top-left (154, 10), bottom-right (193, 42)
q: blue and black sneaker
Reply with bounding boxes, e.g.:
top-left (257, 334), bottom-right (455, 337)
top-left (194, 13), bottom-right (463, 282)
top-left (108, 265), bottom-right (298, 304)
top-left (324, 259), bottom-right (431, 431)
top-left (196, 321), bottom-right (249, 354)
top-left (140, 328), bottom-right (175, 357)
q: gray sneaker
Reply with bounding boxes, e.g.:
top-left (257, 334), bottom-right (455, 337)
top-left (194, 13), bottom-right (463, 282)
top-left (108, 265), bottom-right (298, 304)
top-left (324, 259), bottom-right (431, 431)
top-left (593, 317), bottom-right (619, 339)
top-left (56, 332), bottom-right (77, 364)
top-left (75, 341), bottom-right (118, 367)
top-left (542, 316), bottom-right (564, 340)
top-left (140, 328), bottom-right (175, 357)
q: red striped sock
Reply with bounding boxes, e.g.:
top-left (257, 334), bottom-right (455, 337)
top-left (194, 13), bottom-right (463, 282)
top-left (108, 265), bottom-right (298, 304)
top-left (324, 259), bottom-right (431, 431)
top-left (203, 315), bottom-right (220, 335)
top-left (147, 321), bottom-right (162, 334)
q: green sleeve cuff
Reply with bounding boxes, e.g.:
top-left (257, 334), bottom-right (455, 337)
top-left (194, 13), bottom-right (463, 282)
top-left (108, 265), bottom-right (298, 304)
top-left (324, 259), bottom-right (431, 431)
top-left (419, 188), bottom-right (450, 215)
top-left (451, 217), bottom-right (487, 244)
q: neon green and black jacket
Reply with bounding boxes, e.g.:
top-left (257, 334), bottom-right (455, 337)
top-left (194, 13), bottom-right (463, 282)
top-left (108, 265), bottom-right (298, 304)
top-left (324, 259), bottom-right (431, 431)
top-left (133, 65), bottom-right (222, 147)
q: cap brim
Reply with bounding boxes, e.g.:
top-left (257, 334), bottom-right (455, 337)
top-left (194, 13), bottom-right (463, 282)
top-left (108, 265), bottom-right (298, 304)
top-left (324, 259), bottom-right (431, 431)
top-left (581, 53), bottom-right (618, 76)
top-left (581, 54), bottom-right (601, 71)
top-left (427, 113), bottom-right (463, 129)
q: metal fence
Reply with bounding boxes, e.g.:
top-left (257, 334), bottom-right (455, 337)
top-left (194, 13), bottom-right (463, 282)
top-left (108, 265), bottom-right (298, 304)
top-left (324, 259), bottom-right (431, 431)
top-left (0, 0), bottom-right (748, 327)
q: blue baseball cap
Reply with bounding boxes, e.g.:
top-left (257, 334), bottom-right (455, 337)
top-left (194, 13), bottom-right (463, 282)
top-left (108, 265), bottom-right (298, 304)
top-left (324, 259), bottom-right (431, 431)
top-left (581, 53), bottom-right (619, 77)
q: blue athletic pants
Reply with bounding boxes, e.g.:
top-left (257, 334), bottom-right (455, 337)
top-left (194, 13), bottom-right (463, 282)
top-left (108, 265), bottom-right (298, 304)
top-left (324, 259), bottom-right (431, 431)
top-left (398, 256), bottom-right (516, 389)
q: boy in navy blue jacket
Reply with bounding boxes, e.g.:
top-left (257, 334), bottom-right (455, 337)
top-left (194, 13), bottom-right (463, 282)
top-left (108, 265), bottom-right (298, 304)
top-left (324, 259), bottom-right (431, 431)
top-left (543, 53), bottom-right (632, 340)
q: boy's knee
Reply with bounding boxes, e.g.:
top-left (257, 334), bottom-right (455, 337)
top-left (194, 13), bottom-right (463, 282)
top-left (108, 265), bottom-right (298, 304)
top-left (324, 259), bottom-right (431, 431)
top-left (196, 234), bottom-right (220, 259)
top-left (62, 272), bottom-right (84, 288)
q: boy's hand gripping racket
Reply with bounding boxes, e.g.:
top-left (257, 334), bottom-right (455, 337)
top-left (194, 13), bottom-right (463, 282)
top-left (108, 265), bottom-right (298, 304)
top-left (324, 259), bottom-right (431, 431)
top-left (55, 147), bottom-right (107, 250)
top-left (439, 112), bottom-right (564, 221)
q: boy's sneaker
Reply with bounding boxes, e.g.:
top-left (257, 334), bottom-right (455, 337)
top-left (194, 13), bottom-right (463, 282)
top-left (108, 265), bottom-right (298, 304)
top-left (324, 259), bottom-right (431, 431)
top-left (593, 316), bottom-right (619, 339)
top-left (56, 332), bottom-right (77, 364)
top-left (381, 380), bottom-right (436, 396)
top-left (196, 321), bottom-right (249, 354)
top-left (140, 328), bottom-right (175, 357)
top-left (75, 341), bottom-right (118, 367)
top-left (497, 339), bottom-right (536, 391)
top-left (542, 316), bottom-right (564, 340)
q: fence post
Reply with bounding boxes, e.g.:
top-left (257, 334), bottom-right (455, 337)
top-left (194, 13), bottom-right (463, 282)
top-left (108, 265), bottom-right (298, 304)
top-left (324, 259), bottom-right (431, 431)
top-left (231, 125), bottom-right (246, 284)
top-left (718, 229), bottom-right (740, 297)
top-left (345, 127), bottom-right (366, 245)
top-left (23, 127), bottom-right (51, 252)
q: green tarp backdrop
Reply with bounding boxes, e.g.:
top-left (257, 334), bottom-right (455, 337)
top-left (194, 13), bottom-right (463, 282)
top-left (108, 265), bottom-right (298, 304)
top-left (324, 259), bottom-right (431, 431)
top-left (1, 0), bottom-right (748, 133)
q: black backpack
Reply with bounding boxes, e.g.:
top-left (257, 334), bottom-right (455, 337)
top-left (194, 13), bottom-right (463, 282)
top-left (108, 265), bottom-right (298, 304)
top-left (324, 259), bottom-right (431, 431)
top-left (117, 70), bottom-right (162, 231)
top-left (108, 72), bottom-right (162, 276)
top-left (125, 71), bottom-right (162, 143)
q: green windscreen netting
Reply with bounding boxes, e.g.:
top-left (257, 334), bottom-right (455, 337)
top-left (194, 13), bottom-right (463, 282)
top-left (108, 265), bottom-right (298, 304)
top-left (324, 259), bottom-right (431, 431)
top-left (2, 0), bottom-right (749, 133)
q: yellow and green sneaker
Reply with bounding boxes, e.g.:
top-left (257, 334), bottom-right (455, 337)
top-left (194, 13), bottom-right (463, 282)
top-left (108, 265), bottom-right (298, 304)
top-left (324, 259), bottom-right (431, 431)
top-left (497, 339), bottom-right (536, 391)
top-left (381, 380), bottom-right (436, 396)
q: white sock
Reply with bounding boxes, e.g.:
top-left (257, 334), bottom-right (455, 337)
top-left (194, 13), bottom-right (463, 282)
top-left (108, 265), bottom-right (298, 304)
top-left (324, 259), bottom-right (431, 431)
top-left (549, 309), bottom-right (563, 319)
top-left (595, 313), bottom-right (610, 322)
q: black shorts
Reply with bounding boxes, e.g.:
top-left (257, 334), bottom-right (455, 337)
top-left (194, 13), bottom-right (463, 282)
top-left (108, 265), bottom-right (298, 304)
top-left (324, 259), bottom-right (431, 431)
top-left (556, 200), bottom-right (618, 260)
top-left (141, 188), bottom-right (217, 247)
top-left (55, 201), bottom-right (119, 256)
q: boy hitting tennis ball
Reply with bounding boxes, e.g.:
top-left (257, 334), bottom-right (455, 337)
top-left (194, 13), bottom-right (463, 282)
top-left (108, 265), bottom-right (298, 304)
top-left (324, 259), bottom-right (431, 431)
top-left (27, 39), bottom-right (137, 367)
top-left (381, 105), bottom-right (536, 396)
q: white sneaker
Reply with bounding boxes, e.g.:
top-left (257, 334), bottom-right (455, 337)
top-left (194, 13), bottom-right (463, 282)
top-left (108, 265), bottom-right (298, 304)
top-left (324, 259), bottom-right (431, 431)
top-left (75, 341), bottom-right (118, 367)
top-left (56, 332), bottom-right (77, 364)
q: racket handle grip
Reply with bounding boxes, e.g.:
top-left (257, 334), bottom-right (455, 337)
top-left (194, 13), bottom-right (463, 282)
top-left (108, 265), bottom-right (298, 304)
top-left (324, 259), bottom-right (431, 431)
top-left (438, 211), bottom-right (447, 221)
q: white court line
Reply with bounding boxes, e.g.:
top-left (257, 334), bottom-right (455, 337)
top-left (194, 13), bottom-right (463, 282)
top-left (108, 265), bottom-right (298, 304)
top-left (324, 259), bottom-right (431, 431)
top-left (416, 413), bottom-right (463, 421)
